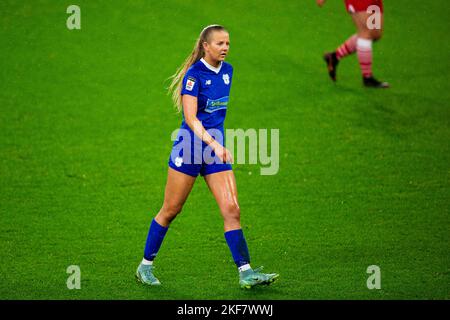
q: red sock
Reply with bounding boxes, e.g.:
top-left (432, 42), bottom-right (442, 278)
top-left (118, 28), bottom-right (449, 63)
top-left (336, 34), bottom-right (357, 60)
top-left (356, 38), bottom-right (373, 78)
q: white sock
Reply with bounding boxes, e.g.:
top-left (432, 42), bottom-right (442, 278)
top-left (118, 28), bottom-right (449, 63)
top-left (356, 38), bottom-right (374, 78)
top-left (238, 264), bottom-right (251, 272)
top-left (141, 258), bottom-right (153, 265)
top-left (356, 37), bottom-right (372, 49)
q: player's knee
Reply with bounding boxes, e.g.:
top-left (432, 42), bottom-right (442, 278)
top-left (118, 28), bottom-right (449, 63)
top-left (222, 202), bottom-right (240, 222)
top-left (162, 202), bottom-right (183, 219)
top-left (358, 27), bottom-right (372, 40)
top-left (372, 29), bottom-right (383, 41)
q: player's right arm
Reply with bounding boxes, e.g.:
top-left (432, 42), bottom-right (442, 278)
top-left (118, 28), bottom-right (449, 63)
top-left (316, 0), bottom-right (326, 7)
top-left (182, 94), bottom-right (233, 164)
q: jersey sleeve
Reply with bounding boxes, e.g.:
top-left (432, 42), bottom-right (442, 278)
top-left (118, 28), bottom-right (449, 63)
top-left (181, 68), bottom-right (200, 97)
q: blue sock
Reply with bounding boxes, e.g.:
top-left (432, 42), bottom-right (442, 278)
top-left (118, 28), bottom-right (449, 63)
top-left (143, 218), bottom-right (169, 261)
top-left (224, 229), bottom-right (251, 268)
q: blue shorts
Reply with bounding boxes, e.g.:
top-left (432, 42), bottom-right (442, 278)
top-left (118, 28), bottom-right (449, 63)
top-left (168, 125), bottom-right (232, 177)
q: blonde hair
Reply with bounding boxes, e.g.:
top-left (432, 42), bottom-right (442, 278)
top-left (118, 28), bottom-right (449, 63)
top-left (168, 25), bottom-right (228, 112)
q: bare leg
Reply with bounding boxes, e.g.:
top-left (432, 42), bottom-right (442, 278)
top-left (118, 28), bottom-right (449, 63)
top-left (155, 168), bottom-right (196, 227)
top-left (137, 168), bottom-right (196, 285)
top-left (351, 11), bottom-right (383, 40)
top-left (351, 11), bottom-right (388, 87)
top-left (204, 170), bottom-right (280, 288)
top-left (204, 170), bottom-right (240, 232)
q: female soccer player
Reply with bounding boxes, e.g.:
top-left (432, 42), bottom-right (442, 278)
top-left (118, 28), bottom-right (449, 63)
top-left (135, 25), bottom-right (279, 289)
top-left (317, 0), bottom-right (389, 88)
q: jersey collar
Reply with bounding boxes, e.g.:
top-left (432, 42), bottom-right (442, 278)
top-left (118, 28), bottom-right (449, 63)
top-left (200, 58), bottom-right (222, 74)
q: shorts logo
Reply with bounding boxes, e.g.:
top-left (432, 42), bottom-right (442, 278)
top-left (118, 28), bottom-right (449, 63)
top-left (186, 76), bottom-right (196, 91)
top-left (174, 157), bottom-right (183, 167)
top-left (223, 74), bottom-right (230, 85)
top-left (348, 4), bottom-right (355, 13)
top-left (205, 80), bottom-right (211, 85)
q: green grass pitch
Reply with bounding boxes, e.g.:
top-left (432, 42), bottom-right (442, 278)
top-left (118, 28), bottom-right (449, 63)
top-left (0, 0), bottom-right (449, 299)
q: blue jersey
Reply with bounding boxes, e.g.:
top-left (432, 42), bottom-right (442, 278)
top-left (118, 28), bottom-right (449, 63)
top-left (180, 58), bottom-right (233, 129)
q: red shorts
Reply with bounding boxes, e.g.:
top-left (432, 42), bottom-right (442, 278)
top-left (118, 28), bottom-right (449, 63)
top-left (344, 0), bottom-right (383, 13)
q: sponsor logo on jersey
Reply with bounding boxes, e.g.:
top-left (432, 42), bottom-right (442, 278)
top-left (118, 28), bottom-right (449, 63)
top-left (205, 96), bottom-right (229, 113)
top-left (186, 76), bottom-right (196, 91)
top-left (223, 74), bottom-right (230, 85)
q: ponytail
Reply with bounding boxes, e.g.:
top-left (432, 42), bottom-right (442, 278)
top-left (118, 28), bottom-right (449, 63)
top-left (168, 25), bottom-right (227, 112)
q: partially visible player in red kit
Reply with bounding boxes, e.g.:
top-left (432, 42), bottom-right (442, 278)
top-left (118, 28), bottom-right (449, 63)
top-left (317, 0), bottom-right (389, 88)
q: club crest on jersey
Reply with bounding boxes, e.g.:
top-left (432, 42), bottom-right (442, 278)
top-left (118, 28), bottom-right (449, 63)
top-left (186, 76), bottom-right (196, 91)
top-left (223, 74), bottom-right (230, 85)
